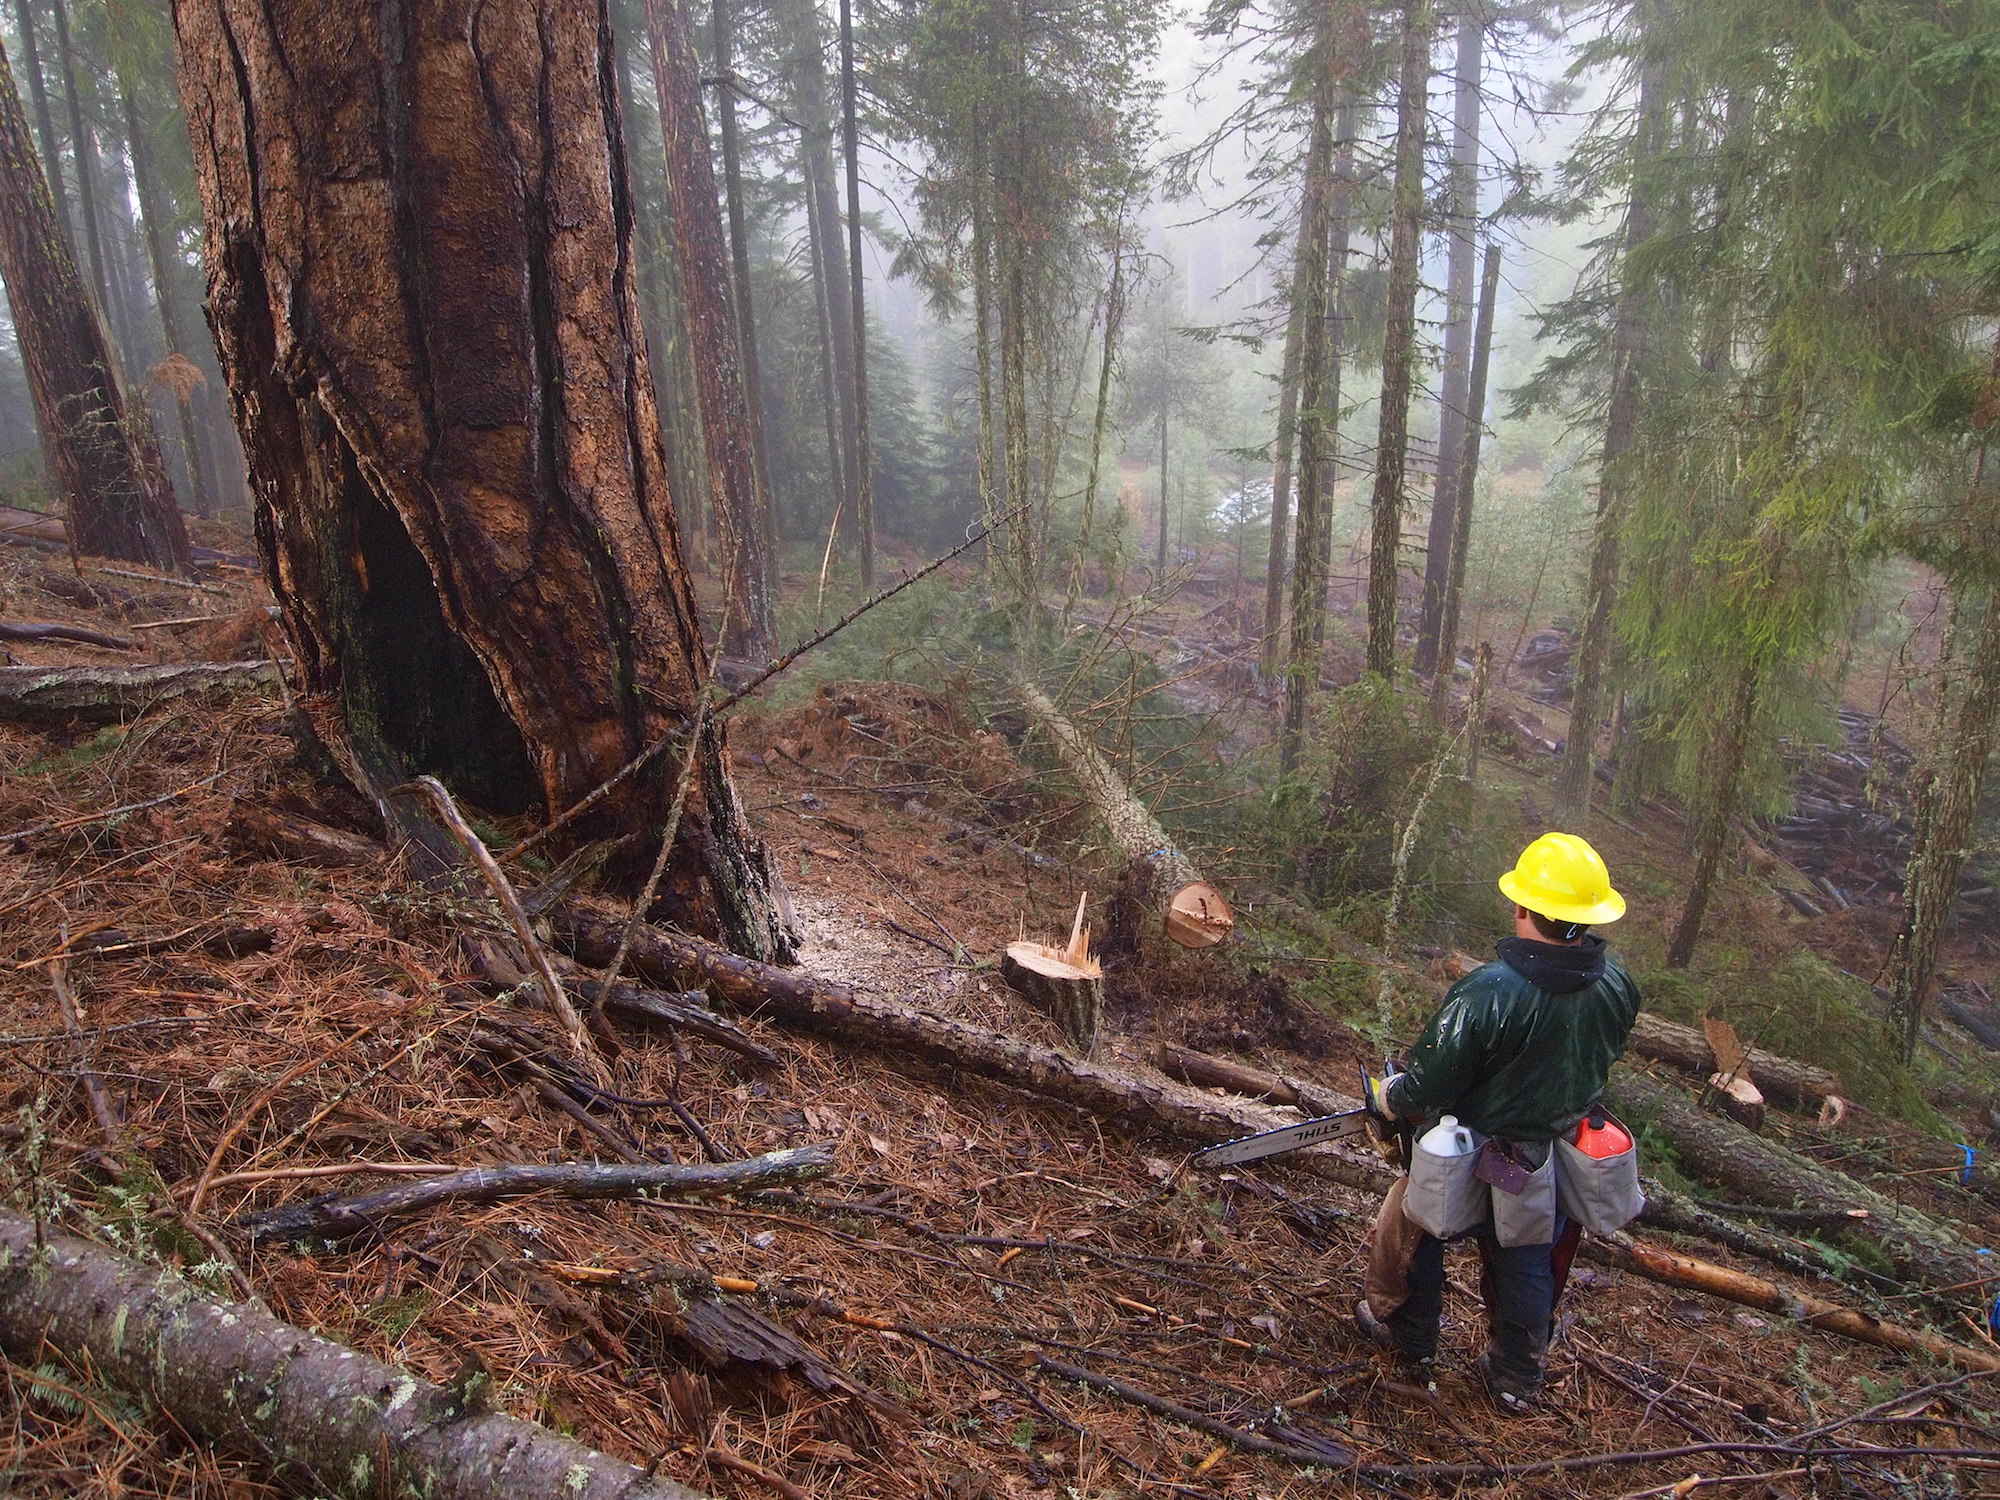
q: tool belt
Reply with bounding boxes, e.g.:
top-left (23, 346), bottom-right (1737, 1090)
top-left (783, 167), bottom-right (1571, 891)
top-left (1403, 1118), bottom-right (1642, 1245)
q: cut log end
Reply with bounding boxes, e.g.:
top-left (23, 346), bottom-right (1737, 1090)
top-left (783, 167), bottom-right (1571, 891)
top-left (1002, 940), bottom-right (1104, 1055)
top-left (1704, 1072), bottom-right (1767, 1132)
top-left (1164, 882), bottom-right (1234, 950)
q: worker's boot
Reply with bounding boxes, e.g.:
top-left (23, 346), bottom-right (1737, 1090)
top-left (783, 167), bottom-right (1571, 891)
top-left (1353, 1300), bottom-right (1436, 1383)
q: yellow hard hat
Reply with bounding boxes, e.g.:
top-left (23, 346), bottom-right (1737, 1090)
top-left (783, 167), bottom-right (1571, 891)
top-left (1498, 832), bottom-right (1626, 926)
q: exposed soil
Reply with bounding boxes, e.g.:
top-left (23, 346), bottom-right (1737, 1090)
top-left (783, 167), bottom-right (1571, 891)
top-left (0, 537), bottom-right (1993, 1499)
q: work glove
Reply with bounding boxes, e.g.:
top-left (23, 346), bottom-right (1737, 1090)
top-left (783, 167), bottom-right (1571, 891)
top-left (1367, 1068), bottom-right (1403, 1120)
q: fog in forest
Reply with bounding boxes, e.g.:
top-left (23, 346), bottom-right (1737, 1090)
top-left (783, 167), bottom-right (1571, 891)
top-left (3, 0), bottom-right (2000, 1491)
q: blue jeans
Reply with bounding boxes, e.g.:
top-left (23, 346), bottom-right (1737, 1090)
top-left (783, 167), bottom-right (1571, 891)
top-left (1384, 1218), bottom-right (1581, 1394)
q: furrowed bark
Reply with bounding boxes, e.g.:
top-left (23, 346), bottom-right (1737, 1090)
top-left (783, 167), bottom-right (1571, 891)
top-left (0, 34), bottom-right (190, 573)
top-left (1259, 248), bottom-right (1306, 675)
top-left (1363, 0), bottom-right (1433, 679)
top-left (1018, 680), bottom-right (1233, 946)
top-left (240, 1147), bottom-right (834, 1243)
top-left (174, 0), bottom-right (790, 958)
top-left (0, 1208), bottom-right (712, 1499)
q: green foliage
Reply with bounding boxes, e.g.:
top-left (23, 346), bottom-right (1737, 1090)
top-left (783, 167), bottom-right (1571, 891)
top-left (363, 1289), bottom-right (433, 1342)
top-left (1238, 679), bottom-right (1459, 908)
top-left (17, 725), bottom-right (128, 779)
top-left (1635, 948), bottom-right (1950, 1131)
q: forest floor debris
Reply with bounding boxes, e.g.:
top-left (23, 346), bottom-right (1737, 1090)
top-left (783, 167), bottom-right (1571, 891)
top-left (0, 546), bottom-right (1995, 1498)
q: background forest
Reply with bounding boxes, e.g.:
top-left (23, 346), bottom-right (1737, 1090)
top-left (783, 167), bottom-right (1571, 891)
top-left (4, 0), bottom-right (2000, 1492)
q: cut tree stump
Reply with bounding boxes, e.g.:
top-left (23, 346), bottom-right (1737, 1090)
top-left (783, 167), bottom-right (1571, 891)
top-left (1001, 892), bottom-right (1105, 1053)
top-left (0, 661), bottom-right (279, 722)
top-left (1017, 681), bottom-right (1233, 949)
top-left (0, 1208), bottom-right (711, 1500)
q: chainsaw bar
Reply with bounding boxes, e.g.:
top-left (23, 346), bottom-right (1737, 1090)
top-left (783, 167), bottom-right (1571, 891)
top-left (1191, 1109), bottom-right (1372, 1167)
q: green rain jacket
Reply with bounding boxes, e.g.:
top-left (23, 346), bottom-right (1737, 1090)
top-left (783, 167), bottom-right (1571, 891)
top-left (1383, 935), bottom-right (1642, 1143)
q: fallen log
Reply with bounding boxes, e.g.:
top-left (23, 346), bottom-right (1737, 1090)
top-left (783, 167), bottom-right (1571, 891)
top-left (580, 979), bottom-right (783, 1068)
top-left (0, 504), bottom-right (68, 548)
top-left (1148, 1042), bottom-right (1346, 1118)
top-left (1590, 1237), bottom-right (2000, 1374)
top-left (1940, 992), bottom-right (2000, 1052)
top-left (0, 620), bottom-right (138, 650)
top-left (549, 905), bottom-right (1382, 1195)
top-left (1627, 1011), bottom-right (1844, 1111)
top-left (556, 916), bottom-right (2000, 1365)
top-left (1607, 1072), bottom-right (1988, 1293)
top-left (226, 803), bottom-right (387, 867)
top-left (240, 1147), bottom-right (834, 1243)
top-left (0, 660), bottom-right (279, 722)
top-left (0, 1208), bottom-right (710, 1499)
top-left (1017, 680), bottom-right (1233, 949)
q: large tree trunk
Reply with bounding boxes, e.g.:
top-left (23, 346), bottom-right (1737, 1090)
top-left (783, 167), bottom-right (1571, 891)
top-left (0, 35), bottom-right (189, 572)
top-left (1888, 567), bottom-right (2000, 1059)
top-left (10, 0), bottom-right (72, 260)
top-left (1258, 259), bottom-right (1307, 675)
top-left (1413, 7), bottom-right (1483, 677)
top-left (0, 1209), bottom-right (712, 1500)
top-left (1363, 0), bottom-right (1433, 680)
top-left (48, 0), bottom-right (107, 311)
top-left (1553, 22), bottom-right (1667, 824)
top-left (173, 0), bottom-right (791, 960)
top-left (643, 0), bottom-right (775, 656)
top-left (710, 0), bottom-right (780, 599)
top-left (839, 0), bottom-right (875, 589)
top-left (1665, 660), bottom-right (1758, 967)
top-left (117, 65), bottom-right (215, 520)
top-left (780, 0), bottom-right (858, 550)
top-left (1279, 84), bottom-right (1336, 769)
top-left (1426, 241), bottom-right (1502, 702)
top-left (1281, 94), bottom-right (1356, 767)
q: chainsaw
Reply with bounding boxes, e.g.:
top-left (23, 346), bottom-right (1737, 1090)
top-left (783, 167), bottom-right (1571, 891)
top-left (1191, 1062), bottom-right (1407, 1168)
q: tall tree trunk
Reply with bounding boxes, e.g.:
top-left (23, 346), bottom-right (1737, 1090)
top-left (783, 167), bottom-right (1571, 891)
top-left (1259, 265), bottom-right (1307, 674)
top-left (839, 0), bottom-right (873, 588)
top-left (1364, 0), bottom-right (1434, 680)
top-left (972, 186), bottom-right (996, 544)
top-left (803, 171), bottom-right (847, 538)
top-left (10, 0), bottom-right (71, 260)
top-left (1154, 397), bottom-right (1169, 575)
top-left (1888, 561), bottom-right (2000, 1057)
top-left (172, 0), bottom-right (791, 959)
top-left (1000, 219), bottom-right (1033, 593)
top-left (1414, 5), bottom-right (1483, 676)
top-left (643, 0), bottom-right (774, 655)
top-left (1279, 85), bottom-right (1337, 770)
top-left (1665, 661), bottom-right (1758, 968)
top-left (1427, 240), bottom-right (1501, 710)
top-left (1076, 238), bottom-right (1123, 568)
top-left (0, 35), bottom-right (187, 570)
top-left (116, 66), bottom-right (214, 520)
top-left (613, 8), bottom-right (707, 559)
top-left (47, 0), bottom-right (105, 311)
top-left (1552, 27), bottom-right (1668, 825)
top-left (780, 0), bottom-right (858, 560)
top-left (711, 0), bottom-right (779, 595)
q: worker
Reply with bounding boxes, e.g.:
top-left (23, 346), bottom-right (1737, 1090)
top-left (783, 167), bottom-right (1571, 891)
top-left (1355, 832), bottom-right (1642, 1414)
